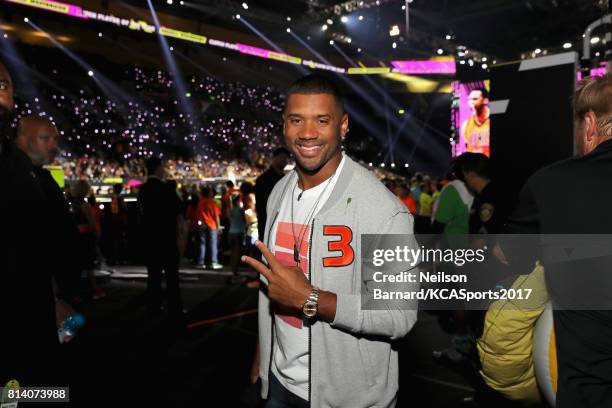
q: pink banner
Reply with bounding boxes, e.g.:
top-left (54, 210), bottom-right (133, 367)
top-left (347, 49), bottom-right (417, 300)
top-left (236, 43), bottom-right (270, 59)
top-left (391, 60), bottom-right (456, 75)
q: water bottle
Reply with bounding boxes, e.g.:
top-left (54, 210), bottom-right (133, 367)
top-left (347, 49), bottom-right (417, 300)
top-left (58, 313), bottom-right (85, 343)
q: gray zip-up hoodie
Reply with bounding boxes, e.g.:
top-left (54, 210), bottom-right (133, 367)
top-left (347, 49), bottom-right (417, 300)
top-left (259, 155), bottom-right (418, 407)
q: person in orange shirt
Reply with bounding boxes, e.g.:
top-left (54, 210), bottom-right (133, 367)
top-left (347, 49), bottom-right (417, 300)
top-left (395, 182), bottom-right (417, 215)
top-left (196, 185), bottom-right (223, 269)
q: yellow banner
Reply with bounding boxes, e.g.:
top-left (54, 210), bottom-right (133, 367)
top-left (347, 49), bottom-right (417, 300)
top-left (160, 27), bottom-right (207, 44)
top-left (347, 67), bottom-right (391, 75)
top-left (268, 52), bottom-right (302, 65)
top-left (7, 0), bottom-right (71, 14)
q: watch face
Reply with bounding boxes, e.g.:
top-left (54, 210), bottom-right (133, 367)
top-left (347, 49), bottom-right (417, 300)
top-left (303, 301), bottom-right (317, 318)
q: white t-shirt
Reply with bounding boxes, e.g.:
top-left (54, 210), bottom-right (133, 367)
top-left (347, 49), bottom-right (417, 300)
top-left (269, 155), bottom-right (345, 400)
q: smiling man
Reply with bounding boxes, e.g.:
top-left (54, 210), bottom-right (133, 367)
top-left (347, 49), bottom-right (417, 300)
top-left (243, 74), bottom-right (418, 408)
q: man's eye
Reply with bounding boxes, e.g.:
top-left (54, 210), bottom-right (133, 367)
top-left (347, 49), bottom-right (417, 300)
top-left (290, 118), bottom-right (301, 124)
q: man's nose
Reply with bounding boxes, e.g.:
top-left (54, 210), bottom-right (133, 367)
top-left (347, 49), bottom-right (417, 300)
top-left (298, 121), bottom-right (318, 139)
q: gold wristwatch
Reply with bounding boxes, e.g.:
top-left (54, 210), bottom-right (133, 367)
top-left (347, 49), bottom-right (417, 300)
top-left (302, 286), bottom-right (320, 318)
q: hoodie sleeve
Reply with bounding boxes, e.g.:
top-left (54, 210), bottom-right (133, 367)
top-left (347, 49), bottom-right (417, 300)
top-left (331, 208), bottom-right (419, 340)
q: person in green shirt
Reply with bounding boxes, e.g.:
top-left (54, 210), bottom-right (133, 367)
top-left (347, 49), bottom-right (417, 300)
top-left (431, 176), bottom-right (473, 235)
top-left (430, 155), bottom-right (475, 365)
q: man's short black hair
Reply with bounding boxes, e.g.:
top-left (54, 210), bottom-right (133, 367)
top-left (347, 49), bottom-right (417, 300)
top-left (285, 74), bottom-right (344, 114)
top-left (455, 152), bottom-right (491, 179)
top-left (226, 180), bottom-right (234, 188)
top-left (146, 157), bottom-right (163, 176)
top-left (272, 147), bottom-right (290, 157)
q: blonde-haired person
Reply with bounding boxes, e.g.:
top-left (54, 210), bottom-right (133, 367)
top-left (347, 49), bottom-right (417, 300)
top-left (71, 179), bottom-right (105, 300)
top-left (505, 73), bottom-right (612, 408)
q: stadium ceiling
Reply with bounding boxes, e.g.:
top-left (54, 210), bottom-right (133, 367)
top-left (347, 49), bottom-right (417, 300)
top-left (140, 0), bottom-right (608, 62)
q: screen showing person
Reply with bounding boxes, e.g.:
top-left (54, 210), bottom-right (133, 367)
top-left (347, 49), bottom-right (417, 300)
top-left (457, 81), bottom-right (491, 157)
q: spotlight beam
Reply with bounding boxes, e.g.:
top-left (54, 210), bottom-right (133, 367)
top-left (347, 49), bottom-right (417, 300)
top-left (329, 43), bottom-right (450, 168)
top-left (25, 20), bottom-right (134, 105)
top-left (146, 0), bottom-right (200, 136)
top-left (239, 17), bottom-right (308, 75)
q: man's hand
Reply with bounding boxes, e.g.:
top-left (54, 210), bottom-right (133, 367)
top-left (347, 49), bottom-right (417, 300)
top-left (242, 241), bottom-right (312, 311)
top-left (55, 299), bottom-right (74, 326)
top-left (55, 299), bottom-right (76, 343)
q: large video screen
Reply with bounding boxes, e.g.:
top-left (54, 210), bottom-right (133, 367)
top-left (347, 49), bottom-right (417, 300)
top-left (452, 80), bottom-right (490, 157)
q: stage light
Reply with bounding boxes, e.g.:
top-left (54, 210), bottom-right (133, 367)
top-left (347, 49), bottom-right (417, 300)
top-left (170, 46), bottom-right (174, 51)
top-left (380, 163), bottom-right (385, 168)
top-left (398, 109), bottom-right (405, 114)
top-left (468, 59), bottom-right (474, 66)
top-left (402, 5), bottom-right (406, 10)
top-left (286, 27), bottom-right (291, 33)
top-left (563, 42), bottom-right (572, 49)
top-left (242, 2), bottom-right (249, 10)
top-left (23, 17), bottom-right (29, 23)
top-left (180, 0), bottom-right (184, 4)
top-left (347, 38), bottom-right (351, 43)
top-left (481, 63), bottom-right (488, 69)
top-left (404, 163), bottom-right (409, 168)
top-left (534, 48), bottom-right (542, 54)
top-left (437, 48), bottom-right (443, 55)
top-left (322, 24), bottom-right (328, 31)
top-left (369, 162), bottom-right (373, 167)
top-left (481, 57), bottom-right (487, 62)
top-left (327, 19), bottom-right (333, 25)
top-left (376, 0), bottom-right (380, 5)
top-left (166, 0), bottom-right (172, 4)
top-left (88, 70), bottom-right (94, 76)
top-left (2, 34), bottom-right (7, 38)
top-left (358, 48), bottom-right (362, 52)
top-left (391, 163), bottom-right (395, 168)
top-left (596, 52), bottom-right (600, 56)
top-left (392, 42), bottom-right (397, 49)
top-left (389, 25), bottom-right (400, 37)
top-left (445, 34), bottom-right (451, 40)
top-left (358, 15), bottom-right (364, 20)
top-left (98, 32), bottom-right (103, 37)
top-left (185, 92), bottom-right (191, 97)
top-left (492, 60), bottom-right (497, 64)
top-left (459, 60), bottom-right (465, 64)
top-left (287, 17), bottom-right (291, 21)
top-left (341, 16), bottom-right (348, 23)
top-left (236, 14), bottom-right (241, 19)
top-left (329, 40), bottom-right (334, 45)
top-left (590, 36), bottom-right (600, 44)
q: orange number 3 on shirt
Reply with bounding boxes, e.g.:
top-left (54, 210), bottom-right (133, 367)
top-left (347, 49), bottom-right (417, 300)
top-left (322, 225), bottom-right (355, 267)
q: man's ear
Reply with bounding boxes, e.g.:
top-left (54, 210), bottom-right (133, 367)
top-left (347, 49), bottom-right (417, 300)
top-left (340, 112), bottom-right (349, 138)
top-left (584, 111), bottom-right (597, 141)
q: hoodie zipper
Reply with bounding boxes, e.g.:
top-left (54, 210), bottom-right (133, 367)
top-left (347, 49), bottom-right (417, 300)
top-left (307, 218), bottom-right (315, 406)
top-left (266, 209), bottom-right (280, 399)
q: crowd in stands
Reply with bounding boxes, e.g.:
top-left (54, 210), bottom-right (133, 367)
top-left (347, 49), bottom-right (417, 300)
top-left (59, 157), bottom-right (263, 182)
top-left (10, 65), bottom-right (285, 178)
